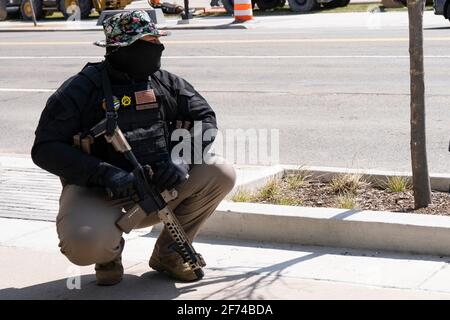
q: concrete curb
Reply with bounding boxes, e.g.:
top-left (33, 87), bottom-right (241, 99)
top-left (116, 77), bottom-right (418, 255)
top-left (209, 164), bottom-right (450, 256)
top-left (159, 23), bottom-right (248, 30)
top-left (199, 201), bottom-right (450, 257)
top-left (227, 164), bottom-right (284, 199)
top-left (232, 164), bottom-right (450, 192)
top-left (282, 165), bottom-right (450, 192)
top-left (0, 21), bottom-right (249, 32)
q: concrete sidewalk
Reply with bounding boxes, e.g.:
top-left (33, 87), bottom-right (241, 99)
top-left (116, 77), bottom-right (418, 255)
top-left (1, 155), bottom-right (450, 299)
top-left (0, 154), bottom-right (275, 221)
top-left (1, 217), bottom-right (450, 299)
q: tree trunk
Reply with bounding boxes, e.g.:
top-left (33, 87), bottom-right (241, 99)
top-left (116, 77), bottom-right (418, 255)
top-left (408, 0), bottom-right (431, 209)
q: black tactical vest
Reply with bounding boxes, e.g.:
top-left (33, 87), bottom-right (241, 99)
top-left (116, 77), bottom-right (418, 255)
top-left (79, 62), bottom-right (172, 169)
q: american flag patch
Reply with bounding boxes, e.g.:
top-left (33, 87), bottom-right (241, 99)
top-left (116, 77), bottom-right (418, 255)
top-left (134, 89), bottom-right (156, 105)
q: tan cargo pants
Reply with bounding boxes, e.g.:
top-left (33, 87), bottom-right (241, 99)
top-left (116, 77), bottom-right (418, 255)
top-left (56, 159), bottom-right (236, 266)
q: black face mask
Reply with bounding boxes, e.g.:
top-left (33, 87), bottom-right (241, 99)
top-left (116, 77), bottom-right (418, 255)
top-left (106, 40), bottom-right (165, 79)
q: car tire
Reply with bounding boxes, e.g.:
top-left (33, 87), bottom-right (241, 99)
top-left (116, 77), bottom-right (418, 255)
top-left (8, 9), bottom-right (22, 19)
top-left (256, 0), bottom-right (282, 10)
top-left (323, 0), bottom-right (349, 8)
top-left (20, 0), bottom-right (43, 20)
top-left (338, 0), bottom-right (350, 6)
top-left (447, 2), bottom-right (450, 20)
top-left (288, 0), bottom-right (317, 12)
top-left (59, 0), bottom-right (92, 20)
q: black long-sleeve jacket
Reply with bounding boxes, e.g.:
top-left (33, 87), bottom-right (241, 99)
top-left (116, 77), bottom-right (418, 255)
top-left (31, 61), bottom-right (217, 186)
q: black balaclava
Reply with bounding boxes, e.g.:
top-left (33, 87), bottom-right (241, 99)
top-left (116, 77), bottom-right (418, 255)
top-left (106, 39), bottom-right (165, 79)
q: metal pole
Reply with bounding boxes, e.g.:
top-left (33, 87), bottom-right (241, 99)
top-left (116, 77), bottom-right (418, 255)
top-left (29, 0), bottom-right (37, 27)
top-left (182, 0), bottom-right (192, 20)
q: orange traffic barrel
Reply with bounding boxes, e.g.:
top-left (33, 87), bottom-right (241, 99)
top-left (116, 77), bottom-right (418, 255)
top-left (234, 0), bottom-right (253, 21)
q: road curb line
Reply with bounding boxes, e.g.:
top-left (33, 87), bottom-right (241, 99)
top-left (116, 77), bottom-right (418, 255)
top-left (0, 23), bottom-right (249, 33)
top-left (283, 165), bottom-right (450, 192)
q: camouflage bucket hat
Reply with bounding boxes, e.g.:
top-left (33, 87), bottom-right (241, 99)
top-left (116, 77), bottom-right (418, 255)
top-left (94, 10), bottom-right (169, 48)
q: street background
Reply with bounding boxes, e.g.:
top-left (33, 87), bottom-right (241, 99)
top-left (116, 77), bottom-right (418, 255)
top-left (1, 10), bottom-right (450, 172)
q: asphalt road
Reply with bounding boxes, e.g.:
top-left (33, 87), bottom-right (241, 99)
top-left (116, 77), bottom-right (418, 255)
top-left (1, 21), bottom-right (450, 172)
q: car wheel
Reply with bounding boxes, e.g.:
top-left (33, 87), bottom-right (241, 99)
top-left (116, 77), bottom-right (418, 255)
top-left (59, 0), bottom-right (92, 20)
top-left (447, 2), bottom-right (450, 21)
top-left (20, 0), bottom-right (43, 20)
top-left (288, 0), bottom-right (317, 12)
top-left (323, 0), bottom-right (349, 8)
top-left (256, 0), bottom-right (282, 11)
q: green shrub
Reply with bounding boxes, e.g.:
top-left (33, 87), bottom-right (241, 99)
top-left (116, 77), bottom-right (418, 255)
top-left (285, 170), bottom-right (311, 189)
top-left (330, 173), bottom-right (367, 194)
top-left (383, 176), bottom-right (411, 193)
top-left (336, 192), bottom-right (357, 209)
top-left (231, 188), bottom-right (255, 202)
top-left (256, 179), bottom-right (281, 201)
top-left (275, 195), bottom-right (303, 206)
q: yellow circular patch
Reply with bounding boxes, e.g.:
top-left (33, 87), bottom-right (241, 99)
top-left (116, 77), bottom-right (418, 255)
top-left (121, 95), bottom-right (132, 107)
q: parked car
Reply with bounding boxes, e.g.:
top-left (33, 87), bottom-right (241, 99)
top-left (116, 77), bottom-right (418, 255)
top-left (3, 0), bottom-right (131, 20)
top-left (433, 0), bottom-right (449, 21)
top-left (222, 0), bottom-right (349, 14)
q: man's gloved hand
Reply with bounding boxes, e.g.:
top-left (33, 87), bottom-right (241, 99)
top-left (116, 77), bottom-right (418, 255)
top-left (89, 162), bottom-right (137, 199)
top-left (151, 160), bottom-right (190, 191)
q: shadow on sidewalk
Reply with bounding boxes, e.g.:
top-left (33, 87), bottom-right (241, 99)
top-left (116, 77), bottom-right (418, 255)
top-left (0, 272), bottom-right (185, 300)
top-left (1, 239), bottom-right (448, 299)
top-left (0, 252), bottom-right (323, 300)
top-left (186, 252), bottom-right (325, 299)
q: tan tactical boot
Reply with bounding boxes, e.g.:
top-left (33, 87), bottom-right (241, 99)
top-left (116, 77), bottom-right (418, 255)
top-left (95, 255), bottom-right (124, 286)
top-left (149, 251), bottom-right (200, 282)
top-left (95, 238), bottom-right (125, 286)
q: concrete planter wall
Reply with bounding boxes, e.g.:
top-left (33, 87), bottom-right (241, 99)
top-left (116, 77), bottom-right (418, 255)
top-left (195, 166), bottom-right (450, 256)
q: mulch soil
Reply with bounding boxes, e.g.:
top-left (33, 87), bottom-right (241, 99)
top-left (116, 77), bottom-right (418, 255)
top-left (260, 178), bottom-right (450, 216)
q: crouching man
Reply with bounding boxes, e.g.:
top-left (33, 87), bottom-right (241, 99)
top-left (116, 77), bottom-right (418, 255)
top-left (31, 10), bottom-right (235, 286)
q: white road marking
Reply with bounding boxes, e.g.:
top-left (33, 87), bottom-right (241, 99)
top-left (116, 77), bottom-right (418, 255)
top-left (1, 37), bottom-right (450, 45)
top-left (166, 55), bottom-right (445, 59)
top-left (0, 88), bottom-right (55, 92)
top-left (1, 55), bottom-right (450, 60)
top-left (0, 56), bottom-right (101, 59)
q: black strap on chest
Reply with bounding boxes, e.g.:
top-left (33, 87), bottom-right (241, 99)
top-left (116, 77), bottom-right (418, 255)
top-left (101, 66), bottom-right (118, 135)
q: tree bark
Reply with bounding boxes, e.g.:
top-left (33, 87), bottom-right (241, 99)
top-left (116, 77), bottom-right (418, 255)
top-left (408, 0), bottom-right (431, 209)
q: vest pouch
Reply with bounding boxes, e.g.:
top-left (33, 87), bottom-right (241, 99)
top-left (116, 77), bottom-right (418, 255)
top-left (123, 121), bottom-right (169, 165)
